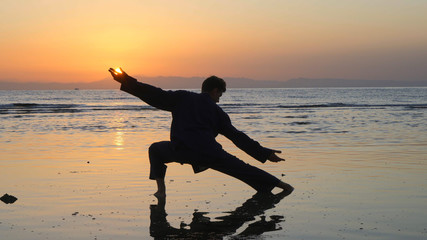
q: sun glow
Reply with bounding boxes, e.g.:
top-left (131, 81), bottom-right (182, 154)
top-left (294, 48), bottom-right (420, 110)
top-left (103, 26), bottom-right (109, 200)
top-left (114, 131), bottom-right (124, 150)
top-left (115, 68), bottom-right (122, 74)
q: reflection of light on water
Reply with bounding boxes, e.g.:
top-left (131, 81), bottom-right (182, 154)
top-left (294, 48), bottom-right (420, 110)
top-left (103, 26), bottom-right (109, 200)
top-left (114, 131), bottom-right (124, 150)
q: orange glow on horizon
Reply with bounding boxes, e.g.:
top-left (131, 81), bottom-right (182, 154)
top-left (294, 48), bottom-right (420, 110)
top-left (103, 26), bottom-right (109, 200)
top-left (0, 1), bottom-right (426, 83)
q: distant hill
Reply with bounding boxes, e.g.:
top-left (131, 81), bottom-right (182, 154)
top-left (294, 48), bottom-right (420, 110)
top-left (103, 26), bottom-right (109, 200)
top-left (0, 76), bottom-right (426, 90)
top-left (0, 76), bottom-right (286, 90)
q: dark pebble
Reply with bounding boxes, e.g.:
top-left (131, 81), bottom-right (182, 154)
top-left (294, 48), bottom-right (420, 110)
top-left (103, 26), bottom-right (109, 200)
top-left (1, 194), bottom-right (18, 204)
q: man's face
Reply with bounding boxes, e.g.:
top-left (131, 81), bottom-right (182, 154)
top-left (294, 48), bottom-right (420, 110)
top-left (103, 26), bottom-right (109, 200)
top-left (209, 88), bottom-right (223, 103)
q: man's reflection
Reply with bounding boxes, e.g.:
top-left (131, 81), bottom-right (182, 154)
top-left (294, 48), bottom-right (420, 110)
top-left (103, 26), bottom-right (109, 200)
top-left (150, 190), bottom-right (291, 239)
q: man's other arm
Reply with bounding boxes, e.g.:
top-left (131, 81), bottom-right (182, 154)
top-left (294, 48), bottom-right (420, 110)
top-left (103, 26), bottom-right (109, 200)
top-left (219, 112), bottom-right (272, 163)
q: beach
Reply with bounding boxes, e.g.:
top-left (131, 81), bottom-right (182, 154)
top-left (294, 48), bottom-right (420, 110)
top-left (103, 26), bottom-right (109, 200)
top-left (1, 88), bottom-right (426, 239)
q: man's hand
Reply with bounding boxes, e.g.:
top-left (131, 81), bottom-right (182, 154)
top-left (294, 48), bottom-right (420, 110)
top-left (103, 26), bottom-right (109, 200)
top-left (108, 67), bottom-right (134, 84)
top-left (268, 150), bottom-right (285, 162)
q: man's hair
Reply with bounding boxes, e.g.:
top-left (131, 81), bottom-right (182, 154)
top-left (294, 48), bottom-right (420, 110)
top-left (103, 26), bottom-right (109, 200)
top-left (201, 76), bottom-right (226, 93)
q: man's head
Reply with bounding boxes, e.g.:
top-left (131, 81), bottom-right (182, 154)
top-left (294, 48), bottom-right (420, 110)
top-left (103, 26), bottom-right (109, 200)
top-left (202, 76), bottom-right (226, 103)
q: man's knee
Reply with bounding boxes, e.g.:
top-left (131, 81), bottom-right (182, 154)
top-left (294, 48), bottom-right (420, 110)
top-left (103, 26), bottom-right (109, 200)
top-left (149, 142), bottom-right (162, 155)
top-left (149, 141), bottom-right (175, 164)
top-left (149, 141), bottom-right (169, 156)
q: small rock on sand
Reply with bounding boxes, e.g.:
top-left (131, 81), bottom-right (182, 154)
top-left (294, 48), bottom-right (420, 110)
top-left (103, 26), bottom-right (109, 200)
top-left (1, 193), bottom-right (18, 204)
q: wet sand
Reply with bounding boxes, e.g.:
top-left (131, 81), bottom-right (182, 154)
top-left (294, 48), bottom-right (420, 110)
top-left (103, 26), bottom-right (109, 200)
top-left (1, 130), bottom-right (426, 239)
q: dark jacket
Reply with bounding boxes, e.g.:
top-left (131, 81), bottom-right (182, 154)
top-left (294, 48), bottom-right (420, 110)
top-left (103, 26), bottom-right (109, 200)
top-left (120, 78), bottom-right (272, 172)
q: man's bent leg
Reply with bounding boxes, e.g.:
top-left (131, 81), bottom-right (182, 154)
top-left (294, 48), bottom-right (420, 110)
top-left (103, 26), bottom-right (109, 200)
top-left (148, 141), bottom-right (178, 179)
top-left (148, 141), bottom-right (179, 197)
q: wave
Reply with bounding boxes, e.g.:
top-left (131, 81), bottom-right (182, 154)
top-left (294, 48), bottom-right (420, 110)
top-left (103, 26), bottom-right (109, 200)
top-left (0, 103), bottom-right (81, 114)
top-left (278, 103), bottom-right (427, 109)
top-left (11, 103), bottom-right (79, 108)
top-left (2, 101), bottom-right (426, 115)
top-left (221, 102), bottom-right (427, 110)
top-left (0, 103), bottom-right (156, 114)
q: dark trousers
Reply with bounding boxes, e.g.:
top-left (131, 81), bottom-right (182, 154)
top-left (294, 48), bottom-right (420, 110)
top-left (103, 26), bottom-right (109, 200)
top-left (148, 141), bottom-right (279, 192)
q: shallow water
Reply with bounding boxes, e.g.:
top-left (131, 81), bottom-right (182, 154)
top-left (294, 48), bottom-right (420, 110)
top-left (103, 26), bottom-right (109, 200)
top-left (1, 88), bottom-right (426, 239)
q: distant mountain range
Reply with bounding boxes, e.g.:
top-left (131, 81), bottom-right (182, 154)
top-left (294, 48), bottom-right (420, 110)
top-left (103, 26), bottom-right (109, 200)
top-left (1, 76), bottom-right (426, 90)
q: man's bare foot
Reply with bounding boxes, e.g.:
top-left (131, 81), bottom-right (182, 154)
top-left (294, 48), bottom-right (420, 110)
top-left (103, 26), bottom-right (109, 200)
top-left (154, 178), bottom-right (166, 198)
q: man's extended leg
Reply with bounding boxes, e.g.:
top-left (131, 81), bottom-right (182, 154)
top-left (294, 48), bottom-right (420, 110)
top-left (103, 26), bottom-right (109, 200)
top-left (210, 153), bottom-right (292, 193)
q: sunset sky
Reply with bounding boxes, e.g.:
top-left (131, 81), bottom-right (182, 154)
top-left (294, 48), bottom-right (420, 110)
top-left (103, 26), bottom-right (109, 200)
top-left (1, 0), bottom-right (426, 83)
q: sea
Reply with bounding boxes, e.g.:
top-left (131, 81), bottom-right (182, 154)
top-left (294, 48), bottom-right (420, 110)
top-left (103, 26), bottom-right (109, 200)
top-left (1, 87), bottom-right (426, 239)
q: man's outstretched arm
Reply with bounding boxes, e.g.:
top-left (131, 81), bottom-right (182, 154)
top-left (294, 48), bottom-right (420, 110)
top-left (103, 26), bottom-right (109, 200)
top-left (109, 68), bottom-right (178, 112)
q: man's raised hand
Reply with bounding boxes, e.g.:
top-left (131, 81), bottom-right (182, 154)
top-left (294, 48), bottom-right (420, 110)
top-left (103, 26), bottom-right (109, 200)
top-left (109, 67), bottom-right (131, 84)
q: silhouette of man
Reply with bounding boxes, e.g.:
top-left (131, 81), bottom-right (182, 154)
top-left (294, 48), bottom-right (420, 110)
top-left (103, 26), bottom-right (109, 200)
top-left (109, 68), bottom-right (293, 197)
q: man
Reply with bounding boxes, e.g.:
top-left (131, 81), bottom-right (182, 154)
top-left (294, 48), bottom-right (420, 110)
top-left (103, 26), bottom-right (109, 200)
top-left (109, 68), bottom-right (293, 197)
